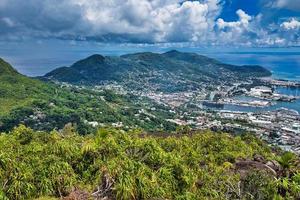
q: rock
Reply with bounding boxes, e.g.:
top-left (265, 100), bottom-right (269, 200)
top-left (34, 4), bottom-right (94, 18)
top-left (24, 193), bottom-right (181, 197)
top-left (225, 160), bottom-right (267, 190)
top-left (63, 189), bottom-right (90, 200)
top-left (235, 159), bottom-right (277, 178)
top-left (253, 154), bottom-right (265, 162)
top-left (266, 160), bottom-right (282, 172)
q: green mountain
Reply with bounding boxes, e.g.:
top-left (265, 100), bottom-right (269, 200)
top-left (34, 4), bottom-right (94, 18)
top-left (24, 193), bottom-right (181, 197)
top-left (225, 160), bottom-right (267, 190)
top-left (44, 50), bottom-right (271, 92)
top-left (0, 58), bottom-right (50, 114)
top-left (0, 58), bottom-right (19, 75)
top-left (0, 58), bottom-right (298, 200)
top-left (0, 58), bottom-right (176, 133)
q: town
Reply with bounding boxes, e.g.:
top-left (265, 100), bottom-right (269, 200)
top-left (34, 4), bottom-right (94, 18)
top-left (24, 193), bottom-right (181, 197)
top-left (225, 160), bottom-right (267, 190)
top-left (125, 77), bottom-right (300, 153)
top-left (59, 77), bottom-right (300, 155)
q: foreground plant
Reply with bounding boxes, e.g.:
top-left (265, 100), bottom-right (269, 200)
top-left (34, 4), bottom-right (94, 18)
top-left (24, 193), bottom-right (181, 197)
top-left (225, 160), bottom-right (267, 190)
top-left (0, 125), bottom-right (299, 199)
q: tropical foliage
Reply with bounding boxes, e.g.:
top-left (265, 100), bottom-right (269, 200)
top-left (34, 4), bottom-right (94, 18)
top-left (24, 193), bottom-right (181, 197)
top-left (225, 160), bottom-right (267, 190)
top-left (0, 58), bottom-right (177, 134)
top-left (0, 126), bottom-right (299, 199)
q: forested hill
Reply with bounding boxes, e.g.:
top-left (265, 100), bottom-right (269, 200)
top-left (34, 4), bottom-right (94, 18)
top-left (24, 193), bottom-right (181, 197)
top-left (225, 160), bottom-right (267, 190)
top-left (0, 58), bottom-right (176, 134)
top-left (0, 57), bottom-right (299, 200)
top-left (0, 58), bottom-right (51, 114)
top-left (0, 58), bottom-right (19, 75)
top-left (44, 50), bottom-right (271, 92)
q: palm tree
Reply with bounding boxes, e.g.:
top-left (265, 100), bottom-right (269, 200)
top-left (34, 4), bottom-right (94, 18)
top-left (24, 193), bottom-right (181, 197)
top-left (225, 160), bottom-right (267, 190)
top-left (278, 152), bottom-right (297, 177)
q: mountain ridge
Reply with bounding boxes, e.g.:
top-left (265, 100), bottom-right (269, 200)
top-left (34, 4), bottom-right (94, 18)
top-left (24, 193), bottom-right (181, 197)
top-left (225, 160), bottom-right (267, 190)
top-left (43, 51), bottom-right (271, 92)
top-left (0, 58), bottom-right (177, 133)
top-left (0, 58), bottom-right (20, 75)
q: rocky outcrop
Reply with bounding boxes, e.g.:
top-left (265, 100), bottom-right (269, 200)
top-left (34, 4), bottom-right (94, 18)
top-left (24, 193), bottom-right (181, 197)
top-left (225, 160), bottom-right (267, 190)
top-left (235, 155), bottom-right (282, 178)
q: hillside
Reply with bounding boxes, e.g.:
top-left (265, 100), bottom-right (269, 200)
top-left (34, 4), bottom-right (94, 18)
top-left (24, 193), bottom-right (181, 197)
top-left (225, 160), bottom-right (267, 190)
top-left (0, 58), bottom-right (50, 114)
top-left (0, 57), bottom-right (299, 200)
top-left (0, 126), bottom-right (299, 199)
top-left (0, 58), bottom-right (19, 75)
top-left (44, 50), bottom-right (271, 92)
top-left (0, 58), bottom-right (177, 133)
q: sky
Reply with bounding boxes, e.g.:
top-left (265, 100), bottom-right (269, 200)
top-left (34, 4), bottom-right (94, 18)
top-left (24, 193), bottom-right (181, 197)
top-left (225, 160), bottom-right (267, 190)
top-left (0, 0), bottom-right (299, 47)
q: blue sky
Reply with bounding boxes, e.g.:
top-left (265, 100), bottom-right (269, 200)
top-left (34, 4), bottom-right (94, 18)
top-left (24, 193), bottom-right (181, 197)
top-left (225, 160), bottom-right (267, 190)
top-left (0, 0), bottom-right (299, 47)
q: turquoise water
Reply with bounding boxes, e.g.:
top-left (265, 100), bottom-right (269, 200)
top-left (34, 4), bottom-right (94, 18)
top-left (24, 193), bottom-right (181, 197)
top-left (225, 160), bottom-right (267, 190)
top-left (203, 87), bottom-right (300, 113)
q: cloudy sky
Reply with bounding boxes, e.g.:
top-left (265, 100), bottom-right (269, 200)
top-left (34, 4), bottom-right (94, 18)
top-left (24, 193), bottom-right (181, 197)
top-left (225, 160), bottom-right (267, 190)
top-left (0, 0), bottom-right (299, 47)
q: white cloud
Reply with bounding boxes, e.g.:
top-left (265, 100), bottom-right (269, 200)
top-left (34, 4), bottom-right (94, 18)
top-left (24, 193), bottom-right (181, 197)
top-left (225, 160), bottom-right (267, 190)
top-left (153, 1), bottom-right (216, 42)
top-left (280, 18), bottom-right (300, 30)
top-left (67, 0), bottom-right (222, 42)
top-left (272, 0), bottom-right (300, 11)
top-left (217, 9), bottom-right (251, 30)
top-left (1, 17), bottom-right (15, 27)
top-left (0, 0), bottom-right (223, 43)
top-left (215, 9), bottom-right (255, 46)
top-left (0, 0), bottom-right (299, 47)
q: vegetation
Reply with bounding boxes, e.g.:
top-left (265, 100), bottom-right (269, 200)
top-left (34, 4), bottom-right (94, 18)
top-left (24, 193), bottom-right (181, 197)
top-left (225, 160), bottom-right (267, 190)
top-left (0, 58), bottom-right (176, 134)
top-left (0, 84), bottom-right (176, 134)
top-left (0, 58), bottom-right (50, 114)
top-left (0, 55), bottom-right (297, 200)
top-left (0, 54), bottom-right (271, 134)
top-left (0, 125), bottom-right (299, 199)
top-left (44, 51), bottom-right (271, 92)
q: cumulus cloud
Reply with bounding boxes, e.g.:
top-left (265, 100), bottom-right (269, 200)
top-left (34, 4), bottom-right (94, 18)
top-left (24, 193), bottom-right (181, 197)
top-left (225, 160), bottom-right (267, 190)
top-left (215, 9), bottom-right (255, 46)
top-left (217, 9), bottom-right (251, 30)
top-left (74, 0), bottom-right (222, 42)
top-left (280, 18), bottom-right (300, 30)
top-left (0, 0), bottom-right (222, 43)
top-left (153, 1), bottom-right (219, 42)
top-left (0, 0), bottom-right (299, 46)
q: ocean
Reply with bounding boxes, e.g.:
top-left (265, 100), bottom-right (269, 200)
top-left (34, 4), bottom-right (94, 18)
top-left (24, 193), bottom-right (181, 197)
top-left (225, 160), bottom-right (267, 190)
top-left (203, 92), bottom-right (300, 113)
top-left (0, 40), bottom-right (299, 80)
top-left (201, 49), bottom-right (300, 82)
top-left (0, 40), bottom-right (299, 112)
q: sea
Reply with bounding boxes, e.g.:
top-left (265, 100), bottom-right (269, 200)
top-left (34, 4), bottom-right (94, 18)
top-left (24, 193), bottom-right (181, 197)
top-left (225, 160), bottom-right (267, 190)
top-left (0, 40), bottom-right (300, 113)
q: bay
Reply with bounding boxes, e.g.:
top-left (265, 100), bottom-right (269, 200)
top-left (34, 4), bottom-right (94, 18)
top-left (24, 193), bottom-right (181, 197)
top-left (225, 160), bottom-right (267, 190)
top-left (1, 40), bottom-right (299, 113)
top-left (202, 87), bottom-right (300, 113)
